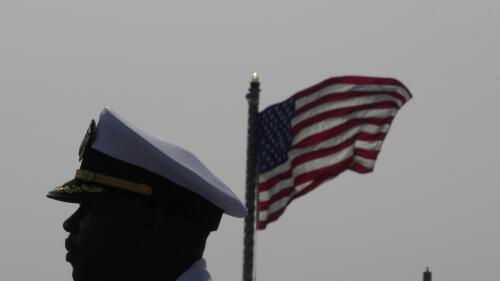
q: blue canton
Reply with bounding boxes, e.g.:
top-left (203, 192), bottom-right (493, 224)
top-left (257, 97), bottom-right (295, 173)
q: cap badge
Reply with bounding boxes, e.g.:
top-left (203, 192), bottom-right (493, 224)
top-left (79, 119), bottom-right (96, 161)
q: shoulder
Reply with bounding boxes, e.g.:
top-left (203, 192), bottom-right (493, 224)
top-left (176, 259), bottom-right (212, 281)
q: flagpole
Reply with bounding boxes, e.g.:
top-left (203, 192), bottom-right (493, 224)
top-left (243, 72), bottom-right (260, 281)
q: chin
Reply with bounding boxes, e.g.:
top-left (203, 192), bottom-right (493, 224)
top-left (71, 268), bottom-right (85, 281)
top-left (69, 261), bottom-right (94, 281)
top-left (71, 269), bottom-right (105, 281)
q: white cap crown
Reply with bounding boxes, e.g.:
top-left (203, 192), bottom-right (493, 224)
top-left (91, 107), bottom-right (247, 218)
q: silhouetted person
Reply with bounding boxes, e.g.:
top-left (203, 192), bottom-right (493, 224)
top-left (48, 108), bottom-right (247, 281)
top-left (424, 267), bottom-right (432, 281)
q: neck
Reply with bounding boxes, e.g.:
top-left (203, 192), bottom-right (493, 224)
top-left (146, 254), bottom-right (200, 281)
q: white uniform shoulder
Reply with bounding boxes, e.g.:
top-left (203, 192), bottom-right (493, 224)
top-left (176, 259), bottom-right (212, 281)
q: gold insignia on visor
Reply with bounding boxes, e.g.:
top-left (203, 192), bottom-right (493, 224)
top-left (52, 185), bottom-right (104, 194)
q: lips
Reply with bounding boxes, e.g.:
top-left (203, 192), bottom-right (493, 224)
top-left (66, 251), bottom-right (74, 262)
top-left (65, 236), bottom-right (77, 262)
top-left (65, 237), bottom-right (76, 252)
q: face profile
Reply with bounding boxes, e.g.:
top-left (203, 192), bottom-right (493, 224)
top-left (64, 196), bottom-right (155, 281)
top-left (63, 195), bottom-right (210, 281)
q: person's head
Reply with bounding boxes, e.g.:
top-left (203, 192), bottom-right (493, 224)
top-left (47, 108), bottom-right (247, 280)
top-left (64, 195), bottom-right (210, 281)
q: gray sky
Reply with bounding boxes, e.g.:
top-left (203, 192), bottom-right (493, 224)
top-left (1, 1), bottom-right (499, 280)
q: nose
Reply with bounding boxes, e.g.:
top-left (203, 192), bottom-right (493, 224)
top-left (63, 205), bottom-right (84, 233)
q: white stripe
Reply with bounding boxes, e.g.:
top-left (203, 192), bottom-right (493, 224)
top-left (258, 181), bottom-right (312, 221)
top-left (295, 83), bottom-right (411, 110)
top-left (355, 140), bottom-right (384, 151)
top-left (292, 108), bottom-right (397, 146)
top-left (292, 94), bottom-right (403, 127)
top-left (258, 124), bottom-right (390, 183)
top-left (259, 143), bottom-right (355, 202)
top-left (353, 155), bottom-right (376, 170)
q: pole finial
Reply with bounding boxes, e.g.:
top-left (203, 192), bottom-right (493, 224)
top-left (252, 72), bottom-right (259, 82)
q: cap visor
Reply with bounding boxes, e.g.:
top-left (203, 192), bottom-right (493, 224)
top-left (47, 178), bottom-right (122, 203)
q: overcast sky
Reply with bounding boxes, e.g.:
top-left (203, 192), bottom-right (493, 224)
top-left (1, 1), bottom-right (499, 281)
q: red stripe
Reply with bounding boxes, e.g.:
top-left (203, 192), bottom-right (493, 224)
top-left (354, 149), bottom-right (380, 159)
top-left (350, 163), bottom-right (373, 173)
top-left (258, 131), bottom-right (386, 190)
top-left (292, 117), bottom-right (394, 149)
top-left (292, 101), bottom-right (399, 135)
top-left (357, 132), bottom-right (388, 141)
top-left (293, 76), bottom-right (411, 100)
top-left (294, 91), bottom-right (407, 117)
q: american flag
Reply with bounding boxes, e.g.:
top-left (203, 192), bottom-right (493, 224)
top-left (257, 76), bottom-right (412, 229)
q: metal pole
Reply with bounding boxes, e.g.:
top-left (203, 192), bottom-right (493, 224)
top-left (243, 72), bottom-right (260, 281)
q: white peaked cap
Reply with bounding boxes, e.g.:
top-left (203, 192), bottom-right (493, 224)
top-left (91, 107), bottom-right (247, 218)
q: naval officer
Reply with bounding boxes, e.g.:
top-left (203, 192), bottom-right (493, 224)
top-left (47, 107), bottom-right (247, 281)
